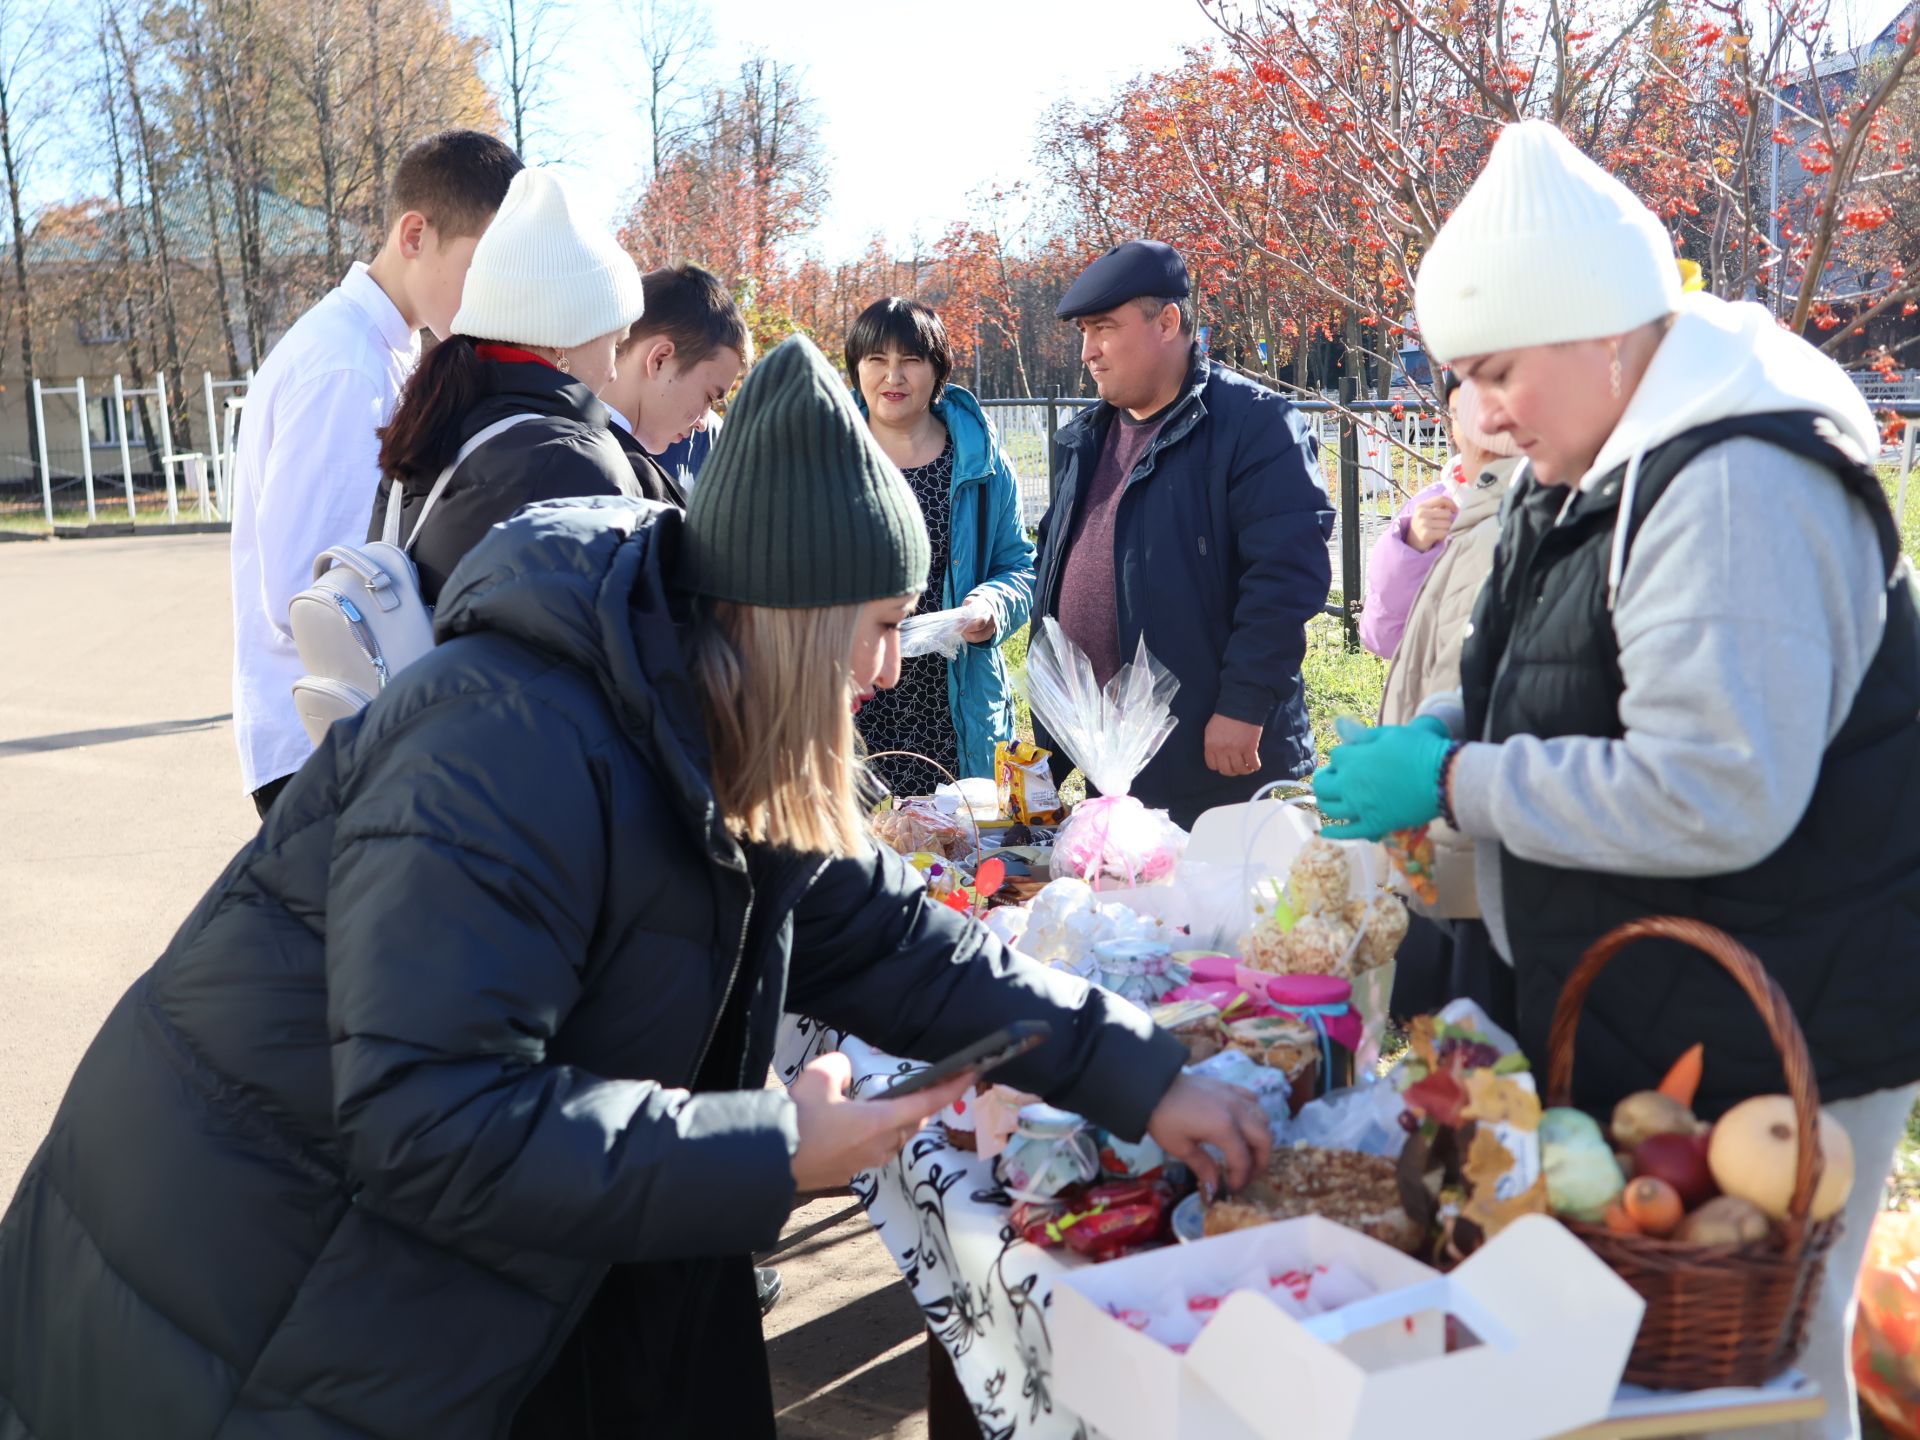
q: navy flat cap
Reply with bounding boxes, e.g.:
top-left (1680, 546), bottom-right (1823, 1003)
top-left (1054, 239), bottom-right (1190, 321)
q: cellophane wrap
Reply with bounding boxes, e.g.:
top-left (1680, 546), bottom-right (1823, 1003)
top-left (1025, 618), bottom-right (1184, 887)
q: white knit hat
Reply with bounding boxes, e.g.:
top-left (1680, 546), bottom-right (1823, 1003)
top-left (1415, 121), bottom-right (1681, 362)
top-left (450, 168), bottom-right (645, 349)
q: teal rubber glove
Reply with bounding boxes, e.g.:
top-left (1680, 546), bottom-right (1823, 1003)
top-left (1310, 716), bottom-right (1451, 841)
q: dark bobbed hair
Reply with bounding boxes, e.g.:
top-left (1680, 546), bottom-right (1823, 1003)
top-left (387, 129), bottom-right (524, 240)
top-left (843, 297), bottom-right (953, 402)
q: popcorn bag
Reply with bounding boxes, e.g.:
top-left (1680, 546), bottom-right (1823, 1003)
top-left (1025, 618), bottom-right (1186, 890)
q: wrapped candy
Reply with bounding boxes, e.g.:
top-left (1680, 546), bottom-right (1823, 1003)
top-left (1383, 825), bottom-right (1440, 906)
top-left (1024, 618), bottom-right (1186, 889)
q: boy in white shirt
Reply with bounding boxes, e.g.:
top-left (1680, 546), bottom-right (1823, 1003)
top-left (229, 129), bottom-right (522, 816)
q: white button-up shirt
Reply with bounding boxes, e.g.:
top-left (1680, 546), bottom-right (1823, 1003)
top-left (228, 263), bottom-right (418, 794)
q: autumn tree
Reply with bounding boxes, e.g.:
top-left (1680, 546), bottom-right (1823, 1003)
top-left (0, 0), bottom-right (64, 481)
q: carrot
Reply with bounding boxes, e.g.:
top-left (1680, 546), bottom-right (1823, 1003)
top-left (1657, 1043), bottom-right (1705, 1109)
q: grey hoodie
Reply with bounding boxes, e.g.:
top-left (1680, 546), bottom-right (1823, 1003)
top-left (1422, 293), bottom-right (1890, 960)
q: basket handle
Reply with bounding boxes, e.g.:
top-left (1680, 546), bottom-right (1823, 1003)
top-left (1544, 916), bottom-right (1825, 1230)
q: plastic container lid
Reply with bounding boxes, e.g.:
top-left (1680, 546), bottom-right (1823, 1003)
top-left (1184, 953), bottom-right (1241, 983)
top-left (1265, 973), bottom-right (1353, 1007)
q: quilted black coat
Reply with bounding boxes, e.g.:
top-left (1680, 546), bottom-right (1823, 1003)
top-left (0, 499), bottom-right (1185, 1439)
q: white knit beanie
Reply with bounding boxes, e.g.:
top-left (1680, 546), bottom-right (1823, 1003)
top-left (1415, 121), bottom-right (1682, 362)
top-left (450, 168), bottom-right (645, 349)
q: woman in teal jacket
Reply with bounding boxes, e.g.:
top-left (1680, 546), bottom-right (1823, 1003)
top-left (847, 298), bottom-right (1035, 793)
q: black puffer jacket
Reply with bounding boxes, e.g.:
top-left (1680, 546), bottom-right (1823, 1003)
top-left (368, 358), bottom-right (637, 604)
top-left (0, 500), bottom-right (1184, 1440)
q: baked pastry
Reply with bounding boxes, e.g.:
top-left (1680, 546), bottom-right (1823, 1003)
top-left (1203, 1143), bottom-right (1423, 1253)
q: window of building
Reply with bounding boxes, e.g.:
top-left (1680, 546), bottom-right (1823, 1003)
top-left (76, 298), bottom-right (131, 347)
top-left (88, 396), bottom-right (146, 449)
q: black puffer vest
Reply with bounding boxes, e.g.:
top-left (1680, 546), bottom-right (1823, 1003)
top-left (1459, 412), bottom-right (1920, 1115)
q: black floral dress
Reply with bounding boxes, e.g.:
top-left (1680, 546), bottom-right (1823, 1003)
top-left (859, 437), bottom-right (960, 799)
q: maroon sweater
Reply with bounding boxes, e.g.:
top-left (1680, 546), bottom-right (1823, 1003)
top-left (1055, 408), bottom-right (1167, 684)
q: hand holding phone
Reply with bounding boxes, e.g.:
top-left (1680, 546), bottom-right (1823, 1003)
top-left (789, 1052), bottom-right (975, 1192)
top-left (884, 1021), bottom-right (1052, 1098)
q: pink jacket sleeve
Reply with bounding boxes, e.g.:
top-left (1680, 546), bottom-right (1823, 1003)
top-left (1358, 481), bottom-right (1450, 659)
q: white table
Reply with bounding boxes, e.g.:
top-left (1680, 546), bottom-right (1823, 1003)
top-left (773, 1025), bottom-right (1823, 1440)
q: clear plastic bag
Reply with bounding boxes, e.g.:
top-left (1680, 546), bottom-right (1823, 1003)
top-left (1025, 618), bottom-right (1185, 888)
top-left (899, 607), bottom-right (974, 660)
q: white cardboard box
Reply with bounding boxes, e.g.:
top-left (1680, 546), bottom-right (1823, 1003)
top-left (1053, 1214), bottom-right (1644, 1440)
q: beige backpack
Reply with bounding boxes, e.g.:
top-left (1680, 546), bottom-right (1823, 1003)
top-left (288, 414), bottom-right (537, 744)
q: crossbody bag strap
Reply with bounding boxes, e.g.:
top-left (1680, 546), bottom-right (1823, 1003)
top-left (381, 479), bottom-right (406, 547)
top-left (401, 412), bottom-right (543, 554)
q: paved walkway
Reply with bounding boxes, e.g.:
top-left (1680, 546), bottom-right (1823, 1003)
top-left (0, 532), bottom-right (932, 1438)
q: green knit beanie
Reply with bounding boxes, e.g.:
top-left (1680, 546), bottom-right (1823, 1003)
top-left (679, 334), bottom-right (931, 608)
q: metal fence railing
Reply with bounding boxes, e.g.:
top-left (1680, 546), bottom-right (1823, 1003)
top-left (978, 392), bottom-right (1450, 646)
top-left (981, 388), bottom-right (1920, 650)
top-left (0, 370), bottom-right (250, 530)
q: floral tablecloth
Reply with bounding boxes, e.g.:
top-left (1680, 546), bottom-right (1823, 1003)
top-left (774, 1019), bottom-right (1089, 1440)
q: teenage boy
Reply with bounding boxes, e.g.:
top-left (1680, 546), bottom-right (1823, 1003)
top-left (597, 263), bottom-right (750, 506)
top-left (229, 129), bottom-right (522, 818)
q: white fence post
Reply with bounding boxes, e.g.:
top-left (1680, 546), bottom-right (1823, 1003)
top-left (155, 378), bottom-right (180, 520)
top-left (74, 375), bottom-right (96, 522)
top-left (113, 374), bottom-right (137, 522)
top-left (31, 377), bottom-right (52, 527)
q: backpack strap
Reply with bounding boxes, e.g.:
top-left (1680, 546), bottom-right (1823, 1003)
top-left (397, 412), bottom-right (543, 555)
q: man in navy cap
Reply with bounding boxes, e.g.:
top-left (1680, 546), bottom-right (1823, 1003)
top-left (1034, 239), bottom-right (1334, 826)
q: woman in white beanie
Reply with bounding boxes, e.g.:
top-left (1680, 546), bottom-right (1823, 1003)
top-left (1362, 370), bottom-right (1525, 1022)
top-left (370, 166), bottom-right (648, 604)
top-left (1317, 120), bottom-right (1920, 1437)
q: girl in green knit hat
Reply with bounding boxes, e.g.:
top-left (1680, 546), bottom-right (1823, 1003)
top-left (0, 333), bottom-right (1269, 1438)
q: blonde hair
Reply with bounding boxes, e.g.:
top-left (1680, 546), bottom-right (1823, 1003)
top-left (687, 598), bottom-right (869, 857)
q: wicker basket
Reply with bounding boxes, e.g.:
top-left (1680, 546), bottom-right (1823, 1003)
top-left (1544, 916), bottom-right (1840, 1390)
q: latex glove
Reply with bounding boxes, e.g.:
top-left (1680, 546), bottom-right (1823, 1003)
top-left (1408, 714), bottom-right (1453, 740)
top-left (1311, 716), bottom-right (1450, 840)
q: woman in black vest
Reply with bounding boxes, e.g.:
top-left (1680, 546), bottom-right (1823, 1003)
top-left (1315, 121), bottom-right (1918, 1439)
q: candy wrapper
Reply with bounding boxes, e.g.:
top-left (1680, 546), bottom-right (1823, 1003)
top-left (1384, 825), bottom-right (1439, 905)
top-left (1023, 618), bottom-right (1186, 888)
top-left (1013, 1176), bottom-right (1177, 1262)
top-left (995, 739), bottom-right (1064, 825)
